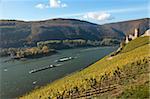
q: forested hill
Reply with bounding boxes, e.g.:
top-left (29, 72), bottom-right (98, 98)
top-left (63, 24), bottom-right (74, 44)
top-left (0, 18), bottom-right (149, 48)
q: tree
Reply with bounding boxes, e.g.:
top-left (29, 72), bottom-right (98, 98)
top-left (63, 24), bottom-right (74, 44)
top-left (42, 46), bottom-right (49, 53)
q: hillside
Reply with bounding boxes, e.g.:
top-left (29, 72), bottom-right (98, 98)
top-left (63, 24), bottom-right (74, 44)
top-left (0, 18), bottom-right (149, 48)
top-left (20, 36), bottom-right (150, 99)
top-left (121, 36), bottom-right (150, 53)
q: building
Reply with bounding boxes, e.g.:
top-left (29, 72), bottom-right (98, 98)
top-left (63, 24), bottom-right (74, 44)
top-left (125, 28), bottom-right (139, 44)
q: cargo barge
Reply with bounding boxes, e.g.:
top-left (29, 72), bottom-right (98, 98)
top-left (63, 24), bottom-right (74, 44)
top-left (29, 65), bottom-right (55, 74)
top-left (56, 57), bottom-right (74, 62)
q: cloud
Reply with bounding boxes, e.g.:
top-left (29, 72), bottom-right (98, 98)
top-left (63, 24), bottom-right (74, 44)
top-left (35, 3), bottom-right (45, 9)
top-left (83, 12), bottom-right (112, 21)
top-left (49, 0), bottom-right (67, 8)
top-left (61, 3), bottom-right (67, 8)
top-left (35, 0), bottom-right (67, 9)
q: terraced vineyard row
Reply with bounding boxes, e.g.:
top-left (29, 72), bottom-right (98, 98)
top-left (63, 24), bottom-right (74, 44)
top-left (65, 85), bottom-right (118, 99)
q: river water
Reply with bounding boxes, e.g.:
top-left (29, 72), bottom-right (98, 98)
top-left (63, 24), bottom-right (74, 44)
top-left (0, 46), bottom-right (117, 98)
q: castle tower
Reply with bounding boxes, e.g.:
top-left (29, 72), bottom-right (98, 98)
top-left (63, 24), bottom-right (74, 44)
top-left (134, 28), bottom-right (138, 38)
top-left (125, 36), bottom-right (129, 44)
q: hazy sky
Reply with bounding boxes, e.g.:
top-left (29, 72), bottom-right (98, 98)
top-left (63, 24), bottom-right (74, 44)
top-left (0, 0), bottom-right (149, 24)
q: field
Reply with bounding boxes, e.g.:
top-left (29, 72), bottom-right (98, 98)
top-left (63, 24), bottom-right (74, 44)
top-left (20, 36), bottom-right (150, 99)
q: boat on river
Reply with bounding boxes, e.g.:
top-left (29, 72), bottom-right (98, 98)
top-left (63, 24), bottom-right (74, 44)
top-left (56, 57), bottom-right (74, 62)
top-left (29, 65), bottom-right (55, 74)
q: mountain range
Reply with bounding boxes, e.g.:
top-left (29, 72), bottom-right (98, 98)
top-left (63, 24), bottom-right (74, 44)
top-left (0, 18), bottom-right (149, 48)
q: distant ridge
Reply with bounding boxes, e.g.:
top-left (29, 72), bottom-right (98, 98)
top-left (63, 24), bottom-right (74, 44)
top-left (0, 18), bottom-right (149, 48)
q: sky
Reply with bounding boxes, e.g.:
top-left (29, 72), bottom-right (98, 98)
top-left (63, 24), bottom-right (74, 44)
top-left (0, 0), bottom-right (149, 24)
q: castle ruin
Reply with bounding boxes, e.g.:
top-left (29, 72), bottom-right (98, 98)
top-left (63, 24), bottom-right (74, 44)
top-left (125, 28), bottom-right (139, 44)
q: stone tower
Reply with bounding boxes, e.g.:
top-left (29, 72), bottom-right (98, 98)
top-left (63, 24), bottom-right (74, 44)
top-left (134, 28), bottom-right (138, 38)
top-left (125, 36), bottom-right (129, 44)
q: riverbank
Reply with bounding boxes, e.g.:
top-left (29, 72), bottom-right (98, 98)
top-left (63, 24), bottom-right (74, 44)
top-left (0, 45), bottom-right (57, 60)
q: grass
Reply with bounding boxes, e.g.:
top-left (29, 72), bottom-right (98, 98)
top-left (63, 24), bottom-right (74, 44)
top-left (120, 83), bottom-right (149, 99)
top-left (20, 36), bottom-right (150, 99)
top-left (93, 61), bottom-right (149, 99)
top-left (121, 36), bottom-right (150, 53)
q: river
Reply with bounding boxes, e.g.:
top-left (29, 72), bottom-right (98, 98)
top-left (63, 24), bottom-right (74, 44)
top-left (0, 46), bottom-right (117, 98)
